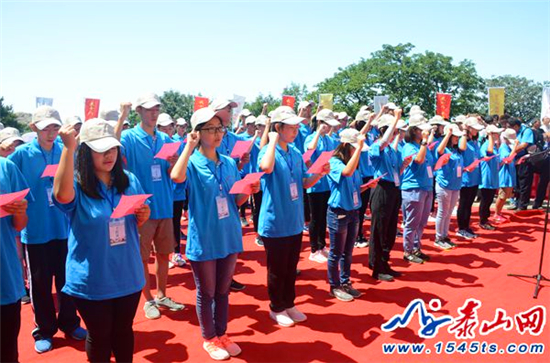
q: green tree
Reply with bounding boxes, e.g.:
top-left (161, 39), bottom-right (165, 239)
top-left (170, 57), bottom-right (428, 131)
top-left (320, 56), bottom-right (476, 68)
top-left (282, 82), bottom-right (310, 103)
top-left (243, 94), bottom-right (280, 116)
top-left (485, 75), bottom-right (545, 121)
top-left (159, 90), bottom-right (194, 122)
top-left (0, 97), bottom-right (23, 131)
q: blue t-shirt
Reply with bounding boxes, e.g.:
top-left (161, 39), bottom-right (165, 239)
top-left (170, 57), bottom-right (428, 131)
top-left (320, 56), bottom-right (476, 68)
top-left (435, 147), bottom-right (464, 190)
top-left (358, 150), bottom-right (374, 179)
top-left (120, 125), bottom-right (174, 220)
top-left (327, 157), bottom-right (362, 211)
top-left (185, 151), bottom-right (243, 261)
top-left (517, 125), bottom-right (534, 158)
top-left (53, 172), bottom-right (145, 300)
top-left (247, 138), bottom-right (261, 175)
top-left (172, 141), bottom-right (187, 202)
top-left (401, 142), bottom-right (435, 191)
top-left (0, 158), bottom-right (31, 305)
top-left (461, 139), bottom-right (481, 187)
top-left (480, 140), bottom-right (499, 190)
top-left (172, 134), bottom-right (185, 142)
top-left (258, 144), bottom-right (309, 238)
top-left (8, 139), bottom-right (69, 244)
top-left (304, 132), bottom-right (338, 193)
top-left (292, 123), bottom-right (312, 153)
top-left (369, 141), bottom-right (401, 187)
top-left (498, 143), bottom-right (516, 188)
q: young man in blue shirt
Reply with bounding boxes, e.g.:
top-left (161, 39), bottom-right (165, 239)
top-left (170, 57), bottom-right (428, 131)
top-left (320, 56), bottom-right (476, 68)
top-left (509, 118), bottom-right (535, 210)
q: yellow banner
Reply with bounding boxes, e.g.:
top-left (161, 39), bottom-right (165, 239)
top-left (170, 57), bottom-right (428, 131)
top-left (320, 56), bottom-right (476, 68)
top-left (488, 87), bottom-right (505, 116)
top-left (319, 93), bottom-right (333, 110)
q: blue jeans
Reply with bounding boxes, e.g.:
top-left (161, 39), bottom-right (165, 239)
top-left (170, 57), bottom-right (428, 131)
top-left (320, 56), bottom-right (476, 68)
top-left (402, 189), bottom-right (433, 253)
top-left (189, 253), bottom-right (238, 340)
top-left (327, 207), bottom-right (359, 287)
top-left (435, 184), bottom-right (460, 240)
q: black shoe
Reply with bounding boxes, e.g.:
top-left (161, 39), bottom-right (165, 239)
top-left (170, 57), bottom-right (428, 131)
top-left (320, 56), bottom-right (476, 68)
top-left (230, 279), bottom-right (246, 291)
top-left (404, 252), bottom-right (424, 264)
top-left (329, 287), bottom-right (354, 302)
top-left (342, 283), bottom-right (362, 298)
top-left (373, 273), bottom-right (394, 281)
top-left (413, 249), bottom-right (431, 261)
top-left (479, 223), bottom-right (496, 231)
top-left (532, 204), bottom-right (543, 210)
top-left (255, 236), bottom-right (264, 247)
top-left (385, 266), bottom-right (402, 277)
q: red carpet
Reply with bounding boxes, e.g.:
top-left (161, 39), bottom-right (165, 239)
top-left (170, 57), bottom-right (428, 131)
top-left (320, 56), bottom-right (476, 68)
top-left (18, 208), bottom-right (550, 363)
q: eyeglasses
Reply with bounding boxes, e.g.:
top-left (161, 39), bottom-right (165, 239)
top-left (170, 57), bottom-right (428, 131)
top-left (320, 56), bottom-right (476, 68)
top-left (200, 126), bottom-right (227, 134)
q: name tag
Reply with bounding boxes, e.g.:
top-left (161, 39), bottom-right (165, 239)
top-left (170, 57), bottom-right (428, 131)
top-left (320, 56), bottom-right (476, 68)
top-left (216, 196), bottom-right (230, 219)
top-left (457, 166), bottom-right (462, 178)
top-left (290, 182), bottom-right (299, 201)
top-left (46, 187), bottom-right (54, 207)
top-left (109, 218), bottom-right (127, 246)
top-left (353, 191), bottom-right (359, 207)
top-left (151, 164), bottom-right (162, 182)
top-left (427, 166), bottom-right (433, 179)
top-left (393, 171), bottom-right (400, 187)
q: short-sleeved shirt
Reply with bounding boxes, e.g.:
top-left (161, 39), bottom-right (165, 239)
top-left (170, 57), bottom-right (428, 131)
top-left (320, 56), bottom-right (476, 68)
top-left (461, 139), bottom-right (481, 187)
top-left (435, 147), bottom-right (464, 190)
top-left (172, 141), bottom-right (187, 202)
top-left (304, 132), bottom-right (338, 193)
top-left (327, 157), bottom-right (362, 211)
top-left (0, 158), bottom-right (31, 305)
top-left (292, 123), bottom-right (312, 153)
top-left (480, 140), bottom-right (499, 190)
top-left (8, 139), bottom-right (68, 244)
top-left (258, 144), bottom-right (309, 238)
top-left (517, 125), bottom-right (535, 158)
top-left (369, 141), bottom-right (401, 187)
top-left (499, 143), bottom-right (516, 188)
top-left (185, 151), bottom-right (243, 261)
top-left (401, 142), bottom-right (435, 191)
top-left (120, 125), bottom-right (174, 220)
top-left (53, 172), bottom-right (145, 300)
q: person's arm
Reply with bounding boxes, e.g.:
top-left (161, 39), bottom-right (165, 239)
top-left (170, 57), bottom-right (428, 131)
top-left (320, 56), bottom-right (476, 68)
top-left (359, 113), bottom-right (377, 135)
top-left (170, 131), bottom-right (199, 183)
top-left (306, 124), bottom-right (328, 150)
top-left (259, 132), bottom-right (279, 174)
top-left (133, 204), bottom-right (151, 227)
top-left (260, 103), bottom-right (268, 116)
top-left (437, 130), bottom-right (452, 156)
top-left (303, 163), bottom-right (330, 189)
top-left (54, 124), bottom-right (78, 204)
top-left (487, 133), bottom-right (494, 154)
top-left (260, 117), bottom-right (271, 149)
top-left (235, 180), bottom-right (261, 206)
top-left (379, 109), bottom-right (401, 149)
top-left (341, 136), bottom-right (365, 176)
top-left (414, 129), bottom-right (431, 164)
top-left (2, 199), bottom-right (28, 231)
top-left (114, 102), bottom-right (131, 141)
top-left (458, 134), bottom-right (467, 151)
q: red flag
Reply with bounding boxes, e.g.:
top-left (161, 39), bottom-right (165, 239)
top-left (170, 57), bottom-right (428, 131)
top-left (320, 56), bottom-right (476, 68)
top-left (436, 93), bottom-right (452, 120)
top-left (194, 97), bottom-right (209, 111)
top-left (84, 98), bottom-right (100, 121)
top-left (282, 95), bottom-right (296, 109)
top-left (434, 153), bottom-right (451, 171)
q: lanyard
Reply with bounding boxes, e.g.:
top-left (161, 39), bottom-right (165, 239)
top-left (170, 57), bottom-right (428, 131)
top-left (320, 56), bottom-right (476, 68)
top-left (39, 144), bottom-right (55, 166)
top-left (277, 148), bottom-right (294, 180)
top-left (222, 134), bottom-right (230, 155)
top-left (99, 187), bottom-right (117, 211)
top-left (146, 134), bottom-right (158, 157)
top-left (206, 162), bottom-right (225, 194)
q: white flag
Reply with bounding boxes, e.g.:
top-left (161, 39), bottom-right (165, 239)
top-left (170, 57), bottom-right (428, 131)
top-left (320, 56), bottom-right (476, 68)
top-left (374, 95), bottom-right (389, 113)
top-left (541, 87), bottom-right (550, 120)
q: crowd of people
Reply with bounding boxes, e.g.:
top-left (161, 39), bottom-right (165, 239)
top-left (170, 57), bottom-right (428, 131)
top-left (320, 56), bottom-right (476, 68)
top-left (1, 93), bottom-right (549, 362)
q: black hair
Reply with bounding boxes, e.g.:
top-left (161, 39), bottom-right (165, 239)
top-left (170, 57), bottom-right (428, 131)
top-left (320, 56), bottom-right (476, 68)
top-left (355, 120), bottom-right (366, 131)
top-left (508, 118), bottom-right (522, 128)
top-left (333, 143), bottom-right (355, 164)
top-left (76, 144), bottom-right (129, 199)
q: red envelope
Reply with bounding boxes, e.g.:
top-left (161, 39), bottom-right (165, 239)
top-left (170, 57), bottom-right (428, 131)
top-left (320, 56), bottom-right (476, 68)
top-left (154, 142), bottom-right (181, 160)
top-left (307, 151), bottom-right (333, 174)
top-left (111, 194), bottom-right (152, 219)
top-left (302, 149), bottom-right (315, 163)
top-left (0, 188), bottom-right (30, 218)
top-left (434, 153), bottom-right (451, 171)
top-left (428, 141), bottom-right (439, 151)
top-left (41, 164), bottom-right (59, 178)
top-left (229, 172), bottom-right (265, 194)
top-left (481, 155), bottom-right (497, 162)
top-left (464, 159), bottom-right (481, 172)
top-left (230, 140), bottom-right (253, 159)
top-left (360, 173), bottom-right (387, 189)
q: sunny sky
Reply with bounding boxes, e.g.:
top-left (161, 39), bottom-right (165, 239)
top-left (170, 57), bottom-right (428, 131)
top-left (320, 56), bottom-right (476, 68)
top-left (1, 0), bottom-right (549, 119)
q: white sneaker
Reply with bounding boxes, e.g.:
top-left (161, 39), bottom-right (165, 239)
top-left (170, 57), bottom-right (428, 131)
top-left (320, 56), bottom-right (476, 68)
top-left (144, 301), bottom-right (161, 319)
top-left (308, 251), bottom-right (327, 263)
top-left (269, 310), bottom-right (295, 327)
top-left (155, 296), bottom-right (185, 311)
top-left (320, 247), bottom-right (330, 258)
top-left (171, 253), bottom-right (186, 267)
top-left (286, 306), bottom-right (307, 322)
top-left (203, 338), bottom-right (230, 360)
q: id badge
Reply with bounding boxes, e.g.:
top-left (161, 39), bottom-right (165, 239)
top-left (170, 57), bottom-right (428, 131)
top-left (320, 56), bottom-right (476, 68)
top-left (151, 164), bottom-right (162, 182)
top-left (353, 191), bottom-right (359, 207)
top-left (109, 218), bottom-right (126, 246)
top-left (46, 187), bottom-right (54, 207)
top-left (457, 166), bottom-right (462, 178)
top-left (290, 182), bottom-right (299, 201)
top-left (216, 196), bottom-right (230, 219)
top-left (427, 166), bottom-right (434, 179)
top-left (393, 171), bottom-right (400, 187)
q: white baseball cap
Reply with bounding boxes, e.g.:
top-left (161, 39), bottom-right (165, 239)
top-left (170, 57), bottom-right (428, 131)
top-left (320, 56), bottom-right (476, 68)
top-left (452, 115), bottom-right (467, 124)
top-left (240, 109), bottom-right (252, 118)
top-left (22, 132), bottom-right (37, 143)
top-left (79, 118), bottom-right (122, 153)
top-left (409, 105), bottom-right (425, 116)
top-left (298, 100), bottom-right (315, 110)
top-left (339, 128), bottom-right (368, 151)
top-left (99, 109), bottom-right (120, 121)
top-left (255, 115), bottom-right (268, 126)
top-left (386, 102), bottom-right (397, 110)
top-left (245, 115), bottom-right (257, 125)
top-left (397, 119), bottom-right (409, 131)
top-left (190, 107), bottom-right (225, 130)
top-left (210, 98), bottom-right (238, 111)
top-left (135, 93), bottom-right (161, 110)
top-left (429, 115), bottom-right (449, 126)
top-left (63, 116), bottom-right (83, 126)
top-left (376, 114), bottom-right (396, 129)
top-left (355, 110), bottom-right (371, 122)
top-left (176, 118), bottom-right (187, 126)
top-left (502, 128), bottom-right (517, 140)
top-left (316, 109), bottom-right (340, 127)
top-left (464, 117), bottom-right (485, 131)
top-left (0, 127), bottom-right (24, 146)
top-left (408, 114), bottom-right (432, 131)
top-left (271, 106), bottom-right (305, 125)
top-left (486, 125), bottom-right (504, 134)
top-left (156, 113), bottom-right (174, 126)
top-left (445, 123), bottom-right (466, 137)
top-left (338, 112), bottom-right (348, 120)
top-left (32, 106), bottom-right (62, 130)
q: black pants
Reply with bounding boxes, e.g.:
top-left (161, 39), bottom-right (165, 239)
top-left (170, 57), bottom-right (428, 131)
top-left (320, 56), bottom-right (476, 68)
top-left (74, 292), bottom-right (141, 363)
top-left (25, 239), bottom-right (80, 339)
top-left (240, 202), bottom-right (248, 218)
top-left (478, 188), bottom-right (497, 224)
top-left (369, 181), bottom-right (401, 274)
top-left (303, 190), bottom-right (311, 223)
top-left (262, 233), bottom-right (302, 312)
top-left (358, 176), bottom-right (373, 237)
top-left (252, 191), bottom-right (263, 233)
top-left (534, 158), bottom-right (550, 207)
top-left (307, 191), bottom-right (330, 252)
top-left (1, 300), bottom-right (21, 363)
top-left (172, 200), bottom-right (184, 254)
top-left (517, 162), bottom-right (534, 209)
top-left (431, 178), bottom-right (437, 213)
top-left (457, 185), bottom-right (479, 230)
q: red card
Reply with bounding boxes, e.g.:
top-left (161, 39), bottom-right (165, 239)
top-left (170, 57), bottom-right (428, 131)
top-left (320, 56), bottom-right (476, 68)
top-left (0, 188), bottom-right (30, 218)
top-left (302, 149), bottom-right (315, 163)
top-left (154, 142), bottom-right (181, 160)
top-left (403, 154), bottom-right (415, 164)
top-left (84, 98), bottom-right (100, 121)
top-left (230, 140), bottom-right (253, 159)
top-left (436, 93), bottom-right (452, 120)
top-left (194, 97), bottom-right (209, 111)
top-left (428, 141), bottom-right (439, 151)
top-left (360, 173), bottom-right (387, 189)
top-left (464, 159), bottom-right (481, 172)
top-left (500, 155), bottom-right (515, 166)
top-left (111, 194), bottom-right (152, 219)
top-left (41, 164), bottom-right (59, 178)
top-left (434, 153), bottom-right (451, 171)
top-left (481, 155), bottom-right (497, 162)
top-left (282, 95), bottom-right (296, 109)
top-left (229, 172), bottom-right (265, 194)
top-left (516, 155), bottom-right (529, 165)
top-left (307, 151), bottom-right (333, 174)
